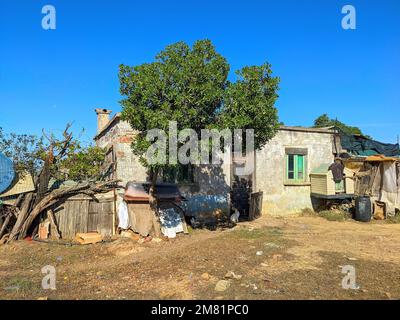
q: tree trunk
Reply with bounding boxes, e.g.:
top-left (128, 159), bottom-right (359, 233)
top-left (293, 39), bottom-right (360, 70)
top-left (33, 155), bottom-right (52, 207)
top-left (148, 167), bottom-right (162, 237)
top-left (8, 192), bottom-right (34, 241)
top-left (0, 214), bottom-right (11, 240)
top-left (149, 167), bottom-right (159, 212)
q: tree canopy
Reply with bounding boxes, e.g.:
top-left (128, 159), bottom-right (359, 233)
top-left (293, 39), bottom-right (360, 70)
top-left (218, 63), bottom-right (280, 150)
top-left (313, 113), bottom-right (370, 137)
top-left (119, 39), bottom-right (280, 180)
top-left (0, 126), bottom-right (106, 182)
top-left (0, 128), bottom-right (44, 176)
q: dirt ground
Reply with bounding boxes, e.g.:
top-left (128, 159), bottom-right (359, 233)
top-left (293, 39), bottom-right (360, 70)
top-left (1, 214), bottom-right (400, 300)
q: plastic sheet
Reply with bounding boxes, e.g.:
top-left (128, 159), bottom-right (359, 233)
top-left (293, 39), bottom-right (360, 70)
top-left (118, 201), bottom-right (130, 229)
top-left (340, 132), bottom-right (400, 157)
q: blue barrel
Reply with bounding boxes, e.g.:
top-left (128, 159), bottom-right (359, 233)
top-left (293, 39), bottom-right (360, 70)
top-left (355, 196), bottom-right (372, 222)
top-left (0, 152), bottom-right (15, 194)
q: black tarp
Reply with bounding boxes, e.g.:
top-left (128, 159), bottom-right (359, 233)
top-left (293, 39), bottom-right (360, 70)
top-left (339, 131), bottom-right (400, 157)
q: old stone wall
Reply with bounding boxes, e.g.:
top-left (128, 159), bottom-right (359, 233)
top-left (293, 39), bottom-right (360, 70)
top-left (96, 119), bottom-right (147, 188)
top-left (180, 164), bottom-right (231, 217)
top-left (96, 119), bottom-right (231, 217)
top-left (96, 121), bottom-right (335, 217)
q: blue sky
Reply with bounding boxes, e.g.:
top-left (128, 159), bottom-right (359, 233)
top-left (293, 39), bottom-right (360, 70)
top-left (0, 0), bottom-right (399, 144)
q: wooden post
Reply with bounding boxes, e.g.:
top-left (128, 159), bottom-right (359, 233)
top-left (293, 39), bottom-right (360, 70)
top-left (47, 209), bottom-right (61, 239)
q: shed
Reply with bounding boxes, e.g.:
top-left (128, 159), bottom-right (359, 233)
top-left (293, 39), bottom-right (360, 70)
top-left (50, 192), bottom-right (115, 239)
top-left (353, 156), bottom-right (399, 216)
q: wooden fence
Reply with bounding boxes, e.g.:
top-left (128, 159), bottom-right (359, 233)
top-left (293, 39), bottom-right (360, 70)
top-left (51, 193), bottom-right (115, 239)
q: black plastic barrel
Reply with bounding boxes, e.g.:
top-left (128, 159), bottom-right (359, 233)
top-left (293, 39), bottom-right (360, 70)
top-left (355, 196), bottom-right (372, 222)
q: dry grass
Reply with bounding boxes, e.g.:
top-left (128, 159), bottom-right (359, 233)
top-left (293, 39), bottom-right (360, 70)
top-left (300, 208), bottom-right (351, 222)
top-left (1, 215), bottom-right (400, 300)
top-left (386, 214), bottom-right (400, 224)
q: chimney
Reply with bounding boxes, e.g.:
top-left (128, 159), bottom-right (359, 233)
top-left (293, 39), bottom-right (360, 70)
top-left (95, 108), bottom-right (112, 134)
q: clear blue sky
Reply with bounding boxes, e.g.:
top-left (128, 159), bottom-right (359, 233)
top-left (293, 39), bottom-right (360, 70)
top-left (1, 0), bottom-right (399, 144)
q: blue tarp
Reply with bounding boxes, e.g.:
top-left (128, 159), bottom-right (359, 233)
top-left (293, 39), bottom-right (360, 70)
top-left (0, 152), bottom-right (15, 194)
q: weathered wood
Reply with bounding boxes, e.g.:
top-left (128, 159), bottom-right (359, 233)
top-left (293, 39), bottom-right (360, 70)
top-left (8, 180), bottom-right (118, 243)
top-left (0, 214), bottom-right (11, 240)
top-left (88, 201), bottom-right (98, 233)
top-left (0, 233), bottom-right (9, 245)
top-left (8, 192), bottom-right (34, 241)
top-left (75, 232), bottom-right (102, 245)
top-left (249, 191), bottom-right (263, 221)
top-left (50, 197), bottom-right (114, 239)
top-left (47, 209), bottom-right (61, 239)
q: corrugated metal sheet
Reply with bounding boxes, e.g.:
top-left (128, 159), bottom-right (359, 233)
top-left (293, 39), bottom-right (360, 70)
top-left (0, 172), bottom-right (35, 198)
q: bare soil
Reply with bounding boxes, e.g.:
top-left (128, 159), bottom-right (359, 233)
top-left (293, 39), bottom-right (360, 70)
top-left (1, 215), bottom-right (400, 300)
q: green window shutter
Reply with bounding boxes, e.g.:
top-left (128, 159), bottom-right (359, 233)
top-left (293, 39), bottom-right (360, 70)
top-left (297, 155), bottom-right (304, 180)
top-left (286, 154), bottom-right (305, 182)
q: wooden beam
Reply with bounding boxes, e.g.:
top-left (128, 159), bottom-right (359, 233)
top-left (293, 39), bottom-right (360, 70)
top-left (48, 209), bottom-right (61, 239)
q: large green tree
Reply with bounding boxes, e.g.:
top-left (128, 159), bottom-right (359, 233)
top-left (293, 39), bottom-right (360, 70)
top-left (119, 40), bottom-right (229, 198)
top-left (119, 39), bottom-right (280, 206)
top-left (218, 63), bottom-right (280, 150)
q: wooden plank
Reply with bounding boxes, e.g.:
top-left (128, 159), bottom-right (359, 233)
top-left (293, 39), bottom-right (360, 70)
top-left (50, 198), bottom-right (115, 239)
top-left (74, 200), bottom-right (81, 234)
top-left (99, 201), bottom-right (113, 237)
top-left (88, 201), bottom-right (98, 233)
top-left (69, 201), bottom-right (75, 239)
top-left (75, 232), bottom-right (102, 245)
top-left (58, 202), bottom-right (68, 238)
top-left (81, 200), bottom-right (89, 234)
top-left (48, 209), bottom-right (61, 239)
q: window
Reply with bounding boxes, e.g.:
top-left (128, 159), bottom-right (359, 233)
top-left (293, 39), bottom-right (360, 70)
top-left (286, 154), bottom-right (306, 182)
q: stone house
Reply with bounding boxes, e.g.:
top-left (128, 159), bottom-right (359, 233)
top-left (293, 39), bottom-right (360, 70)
top-left (255, 126), bottom-right (336, 215)
top-left (94, 109), bottom-right (337, 217)
top-left (94, 109), bottom-right (231, 218)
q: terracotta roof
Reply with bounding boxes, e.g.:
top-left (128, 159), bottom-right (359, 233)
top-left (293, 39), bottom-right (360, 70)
top-left (365, 154), bottom-right (399, 162)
